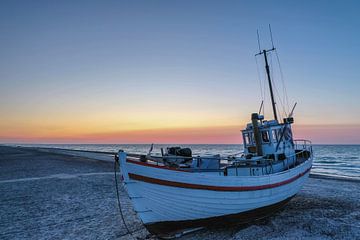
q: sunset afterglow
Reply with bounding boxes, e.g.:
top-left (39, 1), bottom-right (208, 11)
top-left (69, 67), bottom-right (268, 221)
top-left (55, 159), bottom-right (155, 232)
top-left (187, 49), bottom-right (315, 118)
top-left (1, 1), bottom-right (360, 144)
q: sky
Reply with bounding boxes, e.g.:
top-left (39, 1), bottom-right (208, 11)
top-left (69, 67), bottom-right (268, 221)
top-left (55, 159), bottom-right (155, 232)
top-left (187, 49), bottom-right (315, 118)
top-left (0, 0), bottom-right (360, 144)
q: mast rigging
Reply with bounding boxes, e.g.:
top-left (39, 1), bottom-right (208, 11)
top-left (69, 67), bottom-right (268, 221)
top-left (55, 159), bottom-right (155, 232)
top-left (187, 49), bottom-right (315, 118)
top-left (255, 25), bottom-right (278, 121)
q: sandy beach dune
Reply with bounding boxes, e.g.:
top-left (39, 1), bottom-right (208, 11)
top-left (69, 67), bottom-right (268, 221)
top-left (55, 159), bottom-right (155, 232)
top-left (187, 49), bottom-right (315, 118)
top-left (0, 146), bottom-right (359, 239)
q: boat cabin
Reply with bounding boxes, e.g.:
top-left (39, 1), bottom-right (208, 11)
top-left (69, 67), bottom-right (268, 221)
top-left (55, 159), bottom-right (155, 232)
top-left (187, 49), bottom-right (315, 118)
top-left (242, 113), bottom-right (295, 161)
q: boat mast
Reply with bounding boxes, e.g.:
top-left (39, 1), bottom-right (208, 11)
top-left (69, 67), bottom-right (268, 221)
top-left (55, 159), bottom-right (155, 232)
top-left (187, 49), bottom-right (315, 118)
top-left (263, 49), bottom-right (278, 121)
top-left (256, 26), bottom-right (278, 121)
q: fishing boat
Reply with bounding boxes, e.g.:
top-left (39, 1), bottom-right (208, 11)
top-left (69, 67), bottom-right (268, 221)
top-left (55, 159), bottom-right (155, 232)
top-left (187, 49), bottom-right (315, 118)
top-left (115, 33), bottom-right (313, 238)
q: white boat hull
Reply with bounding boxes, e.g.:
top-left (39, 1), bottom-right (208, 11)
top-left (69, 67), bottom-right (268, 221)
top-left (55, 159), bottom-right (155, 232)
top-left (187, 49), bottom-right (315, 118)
top-left (119, 152), bottom-right (312, 236)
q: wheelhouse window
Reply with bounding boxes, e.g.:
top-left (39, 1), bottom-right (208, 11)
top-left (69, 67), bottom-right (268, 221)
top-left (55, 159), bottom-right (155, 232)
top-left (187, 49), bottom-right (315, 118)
top-left (262, 131), bottom-right (270, 143)
top-left (271, 129), bottom-right (278, 142)
top-left (244, 132), bottom-right (255, 146)
top-left (244, 133), bottom-right (250, 145)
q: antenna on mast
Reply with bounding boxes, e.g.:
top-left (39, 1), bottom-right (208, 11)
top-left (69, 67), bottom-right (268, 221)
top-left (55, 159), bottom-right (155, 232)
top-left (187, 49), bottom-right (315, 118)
top-left (257, 30), bottom-right (261, 53)
top-left (255, 25), bottom-right (278, 121)
top-left (269, 24), bottom-right (275, 49)
top-left (258, 100), bottom-right (264, 115)
top-left (288, 102), bottom-right (297, 118)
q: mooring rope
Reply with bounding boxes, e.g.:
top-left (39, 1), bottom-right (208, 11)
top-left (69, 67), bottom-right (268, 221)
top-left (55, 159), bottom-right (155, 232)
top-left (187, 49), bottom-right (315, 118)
top-left (114, 157), bottom-right (136, 239)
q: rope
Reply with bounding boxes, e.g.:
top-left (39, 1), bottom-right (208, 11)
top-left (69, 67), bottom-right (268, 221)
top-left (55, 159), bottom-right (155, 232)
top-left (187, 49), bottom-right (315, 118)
top-left (114, 157), bottom-right (135, 239)
top-left (275, 49), bottom-right (290, 112)
top-left (269, 52), bottom-right (279, 118)
top-left (255, 55), bottom-right (266, 116)
top-left (256, 49), bottom-right (290, 120)
top-left (255, 56), bottom-right (264, 101)
top-left (269, 52), bottom-right (288, 119)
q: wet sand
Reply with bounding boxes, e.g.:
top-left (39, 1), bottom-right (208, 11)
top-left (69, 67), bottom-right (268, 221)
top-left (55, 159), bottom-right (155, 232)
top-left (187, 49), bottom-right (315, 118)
top-left (0, 146), bottom-right (359, 239)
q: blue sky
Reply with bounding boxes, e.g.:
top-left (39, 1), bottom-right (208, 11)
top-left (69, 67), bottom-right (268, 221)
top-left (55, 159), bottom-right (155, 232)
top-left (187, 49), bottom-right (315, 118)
top-left (1, 1), bottom-right (360, 143)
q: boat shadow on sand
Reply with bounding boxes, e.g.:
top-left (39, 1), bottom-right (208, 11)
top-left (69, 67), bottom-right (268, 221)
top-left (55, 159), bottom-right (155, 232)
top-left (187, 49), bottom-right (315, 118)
top-left (173, 191), bottom-right (359, 240)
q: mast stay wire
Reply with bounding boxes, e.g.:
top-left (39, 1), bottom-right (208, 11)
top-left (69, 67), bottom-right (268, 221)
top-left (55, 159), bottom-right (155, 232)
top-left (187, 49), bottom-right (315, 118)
top-left (269, 24), bottom-right (290, 116)
top-left (255, 28), bottom-right (265, 116)
top-left (269, 52), bottom-right (283, 120)
top-left (255, 25), bottom-right (290, 120)
top-left (255, 56), bottom-right (265, 116)
top-left (269, 24), bottom-right (275, 49)
top-left (268, 23), bottom-right (289, 113)
top-left (268, 52), bottom-right (277, 119)
top-left (271, 51), bottom-right (289, 118)
top-left (269, 52), bottom-right (288, 120)
top-left (274, 49), bottom-right (290, 112)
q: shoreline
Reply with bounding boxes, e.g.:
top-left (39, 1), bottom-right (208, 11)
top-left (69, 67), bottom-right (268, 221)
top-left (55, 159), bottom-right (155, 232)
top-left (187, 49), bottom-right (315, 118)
top-left (9, 145), bottom-right (360, 183)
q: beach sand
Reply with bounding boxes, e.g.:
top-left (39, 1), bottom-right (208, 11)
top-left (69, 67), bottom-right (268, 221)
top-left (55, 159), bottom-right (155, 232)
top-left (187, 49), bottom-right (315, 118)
top-left (0, 146), bottom-right (359, 239)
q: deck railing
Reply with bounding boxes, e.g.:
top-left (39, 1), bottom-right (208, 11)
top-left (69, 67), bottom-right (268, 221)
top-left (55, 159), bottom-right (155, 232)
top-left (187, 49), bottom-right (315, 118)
top-left (293, 139), bottom-right (313, 155)
top-left (122, 139), bottom-right (313, 173)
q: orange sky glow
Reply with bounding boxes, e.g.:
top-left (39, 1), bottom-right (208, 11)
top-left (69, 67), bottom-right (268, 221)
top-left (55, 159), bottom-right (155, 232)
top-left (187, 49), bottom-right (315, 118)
top-left (1, 124), bottom-right (359, 144)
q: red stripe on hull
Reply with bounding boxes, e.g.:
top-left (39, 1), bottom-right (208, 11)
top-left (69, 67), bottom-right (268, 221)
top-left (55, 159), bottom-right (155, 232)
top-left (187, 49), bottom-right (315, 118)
top-left (128, 167), bottom-right (311, 191)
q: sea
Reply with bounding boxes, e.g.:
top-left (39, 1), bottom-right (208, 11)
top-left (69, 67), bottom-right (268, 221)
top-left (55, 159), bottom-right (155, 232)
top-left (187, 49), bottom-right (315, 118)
top-left (11, 144), bottom-right (360, 180)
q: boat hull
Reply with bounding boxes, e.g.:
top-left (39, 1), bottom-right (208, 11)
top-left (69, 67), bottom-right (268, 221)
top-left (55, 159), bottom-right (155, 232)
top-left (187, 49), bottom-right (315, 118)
top-left (146, 195), bottom-right (294, 236)
top-left (118, 152), bottom-right (312, 236)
